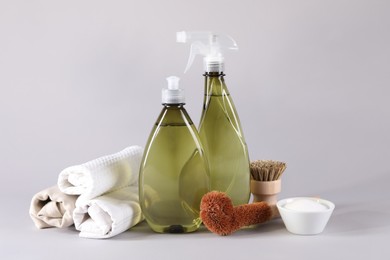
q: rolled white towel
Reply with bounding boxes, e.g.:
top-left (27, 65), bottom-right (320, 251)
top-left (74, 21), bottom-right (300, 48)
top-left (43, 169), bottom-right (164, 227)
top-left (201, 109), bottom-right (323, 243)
top-left (29, 186), bottom-right (77, 229)
top-left (58, 145), bottom-right (143, 206)
top-left (73, 186), bottom-right (143, 239)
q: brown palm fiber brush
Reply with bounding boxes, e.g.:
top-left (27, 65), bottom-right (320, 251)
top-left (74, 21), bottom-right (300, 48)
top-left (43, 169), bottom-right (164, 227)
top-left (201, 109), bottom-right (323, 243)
top-left (200, 191), bottom-right (276, 236)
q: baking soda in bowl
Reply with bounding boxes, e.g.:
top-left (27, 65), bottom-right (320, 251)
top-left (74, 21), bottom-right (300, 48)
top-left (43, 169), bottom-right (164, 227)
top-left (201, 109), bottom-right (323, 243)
top-left (284, 198), bottom-right (329, 212)
top-left (277, 197), bottom-right (335, 235)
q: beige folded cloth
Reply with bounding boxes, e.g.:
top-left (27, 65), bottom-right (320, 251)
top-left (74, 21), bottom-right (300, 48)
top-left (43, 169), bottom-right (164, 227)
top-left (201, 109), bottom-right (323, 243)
top-left (29, 186), bottom-right (77, 229)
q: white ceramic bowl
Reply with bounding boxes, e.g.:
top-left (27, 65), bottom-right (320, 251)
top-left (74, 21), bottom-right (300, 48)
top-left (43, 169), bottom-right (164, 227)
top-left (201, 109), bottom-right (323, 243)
top-left (276, 197), bottom-right (335, 235)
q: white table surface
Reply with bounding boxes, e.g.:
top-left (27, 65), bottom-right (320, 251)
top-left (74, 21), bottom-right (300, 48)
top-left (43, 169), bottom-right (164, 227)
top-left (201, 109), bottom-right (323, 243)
top-left (2, 175), bottom-right (389, 260)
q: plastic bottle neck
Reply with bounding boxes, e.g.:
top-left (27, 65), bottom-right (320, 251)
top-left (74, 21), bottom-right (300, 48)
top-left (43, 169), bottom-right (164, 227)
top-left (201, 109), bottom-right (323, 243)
top-left (203, 72), bottom-right (229, 97)
top-left (157, 103), bottom-right (192, 126)
top-left (204, 72), bottom-right (225, 77)
top-left (162, 103), bottom-right (185, 108)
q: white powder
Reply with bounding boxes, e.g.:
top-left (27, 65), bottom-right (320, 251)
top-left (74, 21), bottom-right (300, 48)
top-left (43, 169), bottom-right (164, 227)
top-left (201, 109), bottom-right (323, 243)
top-left (284, 198), bottom-right (328, 212)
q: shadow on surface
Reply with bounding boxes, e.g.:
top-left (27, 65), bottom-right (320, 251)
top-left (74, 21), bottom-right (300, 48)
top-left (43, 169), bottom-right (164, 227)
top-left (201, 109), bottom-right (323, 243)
top-left (110, 218), bottom-right (287, 240)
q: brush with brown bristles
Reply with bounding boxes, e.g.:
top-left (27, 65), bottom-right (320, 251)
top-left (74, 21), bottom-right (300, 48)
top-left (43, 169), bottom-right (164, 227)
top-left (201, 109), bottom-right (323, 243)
top-left (200, 191), bottom-right (275, 236)
top-left (250, 160), bottom-right (286, 182)
top-left (250, 160), bottom-right (287, 208)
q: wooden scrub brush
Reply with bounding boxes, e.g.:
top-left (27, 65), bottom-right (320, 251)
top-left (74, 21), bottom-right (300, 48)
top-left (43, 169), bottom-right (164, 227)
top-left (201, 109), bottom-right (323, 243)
top-left (250, 160), bottom-right (287, 205)
top-left (200, 191), bottom-right (276, 236)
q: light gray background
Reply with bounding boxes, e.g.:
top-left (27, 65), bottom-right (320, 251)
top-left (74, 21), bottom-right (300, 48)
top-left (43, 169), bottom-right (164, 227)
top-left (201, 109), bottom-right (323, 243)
top-left (1, 0), bottom-right (389, 259)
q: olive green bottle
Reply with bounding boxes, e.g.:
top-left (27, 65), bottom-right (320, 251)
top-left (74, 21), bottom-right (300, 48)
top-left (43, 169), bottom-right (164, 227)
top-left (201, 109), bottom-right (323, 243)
top-left (139, 76), bottom-right (209, 233)
top-left (199, 72), bottom-right (250, 206)
top-left (176, 31), bottom-right (250, 206)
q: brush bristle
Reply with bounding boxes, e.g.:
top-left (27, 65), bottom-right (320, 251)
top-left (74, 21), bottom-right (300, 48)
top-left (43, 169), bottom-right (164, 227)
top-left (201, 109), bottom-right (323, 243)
top-left (200, 191), bottom-right (273, 236)
top-left (250, 160), bottom-right (287, 181)
top-left (200, 191), bottom-right (237, 236)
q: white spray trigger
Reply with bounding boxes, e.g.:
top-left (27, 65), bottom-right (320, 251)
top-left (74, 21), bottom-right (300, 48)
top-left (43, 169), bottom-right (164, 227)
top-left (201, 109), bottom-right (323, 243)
top-left (176, 31), bottom-right (238, 73)
top-left (184, 42), bottom-right (204, 73)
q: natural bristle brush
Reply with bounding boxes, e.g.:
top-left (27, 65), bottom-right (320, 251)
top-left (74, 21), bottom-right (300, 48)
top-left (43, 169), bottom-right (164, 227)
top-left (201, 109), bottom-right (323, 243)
top-left (200, 191), bottom-right (275, 236)
top-left (250, 160), bottom-right (287, 205)
top-left (250, 160), bottom-right (286, 182)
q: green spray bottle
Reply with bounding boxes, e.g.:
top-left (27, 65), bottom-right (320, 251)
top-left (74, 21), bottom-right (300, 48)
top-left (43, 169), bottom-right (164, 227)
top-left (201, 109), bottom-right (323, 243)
top-left (176, 31), bottom-right (250, 206)
top-left (139, 76), bottom-right (210, 233)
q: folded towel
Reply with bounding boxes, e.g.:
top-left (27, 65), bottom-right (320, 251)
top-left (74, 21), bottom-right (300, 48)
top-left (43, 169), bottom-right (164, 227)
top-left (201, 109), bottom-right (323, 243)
top-left (73, 186), bottom-right (143, 239)
top-left (58, 145), bottom-right (143, 206)
top-left (29, 186), bottom-right (77, 229)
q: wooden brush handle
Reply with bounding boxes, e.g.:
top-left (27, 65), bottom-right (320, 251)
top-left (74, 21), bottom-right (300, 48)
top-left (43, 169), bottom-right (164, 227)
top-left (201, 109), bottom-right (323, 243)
top-left (250, 179), bottom-right (281, 205)
top-left (200, 191), bottom-right (275, 236)
top-left (234, 202), bottom-right (273, 227)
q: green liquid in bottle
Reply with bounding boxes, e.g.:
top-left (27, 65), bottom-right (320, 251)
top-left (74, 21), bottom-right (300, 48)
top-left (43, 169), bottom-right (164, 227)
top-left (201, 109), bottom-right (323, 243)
top-left (199, 72), bottom-right (250, 206)
top-left (139, 105), bottom-right (210, 233)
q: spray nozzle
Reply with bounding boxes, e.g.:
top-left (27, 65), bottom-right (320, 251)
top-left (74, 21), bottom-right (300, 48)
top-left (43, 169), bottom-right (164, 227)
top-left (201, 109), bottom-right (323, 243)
top-left (176, 31), bottom-right (238, 73)
top-left (162, 76), bottom-right (185, 104)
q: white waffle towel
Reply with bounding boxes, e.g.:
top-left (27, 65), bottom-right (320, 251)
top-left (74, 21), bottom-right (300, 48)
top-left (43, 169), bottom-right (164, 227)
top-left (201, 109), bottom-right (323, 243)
top-left (73, 186), bottom-right (143, 239)
top-left (58, 145), bottom-right (143, 207)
